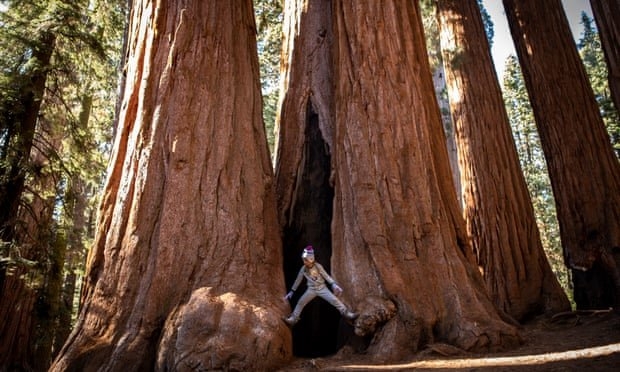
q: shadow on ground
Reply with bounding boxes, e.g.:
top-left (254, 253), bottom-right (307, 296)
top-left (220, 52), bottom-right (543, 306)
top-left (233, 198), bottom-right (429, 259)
top-left (278, 311), bottom-right (620, 371)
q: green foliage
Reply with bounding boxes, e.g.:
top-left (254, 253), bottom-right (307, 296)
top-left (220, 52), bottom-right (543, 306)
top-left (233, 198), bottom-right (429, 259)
top-left (0, 0), bottom-right (125, 290)
top-left (420, 0), bottom-right (441, 71)
top-left (254, 0), bottom-right (283, 155)
top-left (577, 12), bottom-right (620, 158)
top-left (478, 0), bottom-right (494, 49)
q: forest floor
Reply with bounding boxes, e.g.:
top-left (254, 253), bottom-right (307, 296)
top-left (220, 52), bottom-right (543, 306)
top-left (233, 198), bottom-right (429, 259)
top-left (278, 310), bottom-right (620, 371)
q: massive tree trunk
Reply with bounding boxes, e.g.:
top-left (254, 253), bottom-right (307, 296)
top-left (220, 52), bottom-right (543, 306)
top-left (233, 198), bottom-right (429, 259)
top-left (437, 0), bottom-right (570, 321)
top-left (589, 0), bottom-right (620, 113)
top-left (504, 0), bottom-right (620, 309)
top-left (274, 0), bottom-right (339, 358)
top-left (329, 1), bottom-right (520, 360)
top-left (51, 2), bottom-right (291, 371)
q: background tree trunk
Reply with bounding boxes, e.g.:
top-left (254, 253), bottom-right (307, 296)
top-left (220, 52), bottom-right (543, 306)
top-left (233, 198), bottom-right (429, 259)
top-left (503, 0), bottom-right (620, 309)
top-left (330, 0), bottom-right (520, 360)
top-left (0, 31), bottom-right (55, 243)
top-left (274, 0), bottom-right (340, 357)
top-left (52, 93), bottom-right (95, 359)
top-left (589, 0), bottom-right (620, 112)
top-left (51, 1), bottom-right (291, 371)
top-left (0, 113), bottom-right (63, 370)
top-left (437, 0), bottom-right (570, 321)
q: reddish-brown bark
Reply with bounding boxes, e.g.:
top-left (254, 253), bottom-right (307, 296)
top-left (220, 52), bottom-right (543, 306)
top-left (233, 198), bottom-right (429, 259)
top-left (274, 0), bottom-right (340, 357)
top-left (51, 2), bottom-right (290, 370)
top-left (504, 0), bottom-right (620, 309)
top-left (437, 0), bottom-right (570, 320)
top-left (330, 0), bottom-right (521, 360)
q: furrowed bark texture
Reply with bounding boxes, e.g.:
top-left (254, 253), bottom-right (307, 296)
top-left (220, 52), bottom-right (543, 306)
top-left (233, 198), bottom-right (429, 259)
top-left (504, 0), bottom-right (620, 309)
top-left (275, 0), bottom-right (341, 357)
top-left (331, 1), bottom-right (521, 360)
top-left (50, 2), bottom-right (291, 371)
top-left (275, 0), bottom-right (335, 208)
top-left (437, 0), bottom-right (570, 320)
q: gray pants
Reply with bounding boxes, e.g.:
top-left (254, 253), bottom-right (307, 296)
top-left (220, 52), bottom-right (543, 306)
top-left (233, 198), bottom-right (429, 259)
top-left (291, 286), bottom-right (348, 319)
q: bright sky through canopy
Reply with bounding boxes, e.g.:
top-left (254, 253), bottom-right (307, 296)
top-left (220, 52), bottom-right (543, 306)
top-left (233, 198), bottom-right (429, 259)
top-left (482, 0), bottom-right (594, 79)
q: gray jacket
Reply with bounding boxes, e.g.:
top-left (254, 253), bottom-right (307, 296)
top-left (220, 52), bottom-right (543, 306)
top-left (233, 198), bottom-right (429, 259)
top-left (291, 263), bottom-right (335, 291)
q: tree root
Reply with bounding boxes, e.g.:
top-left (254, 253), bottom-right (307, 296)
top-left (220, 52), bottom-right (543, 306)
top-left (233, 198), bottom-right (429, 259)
top-left (353, 295), bottom-right (397, 337)
top-left (546, 309), bottom-right (614, 328)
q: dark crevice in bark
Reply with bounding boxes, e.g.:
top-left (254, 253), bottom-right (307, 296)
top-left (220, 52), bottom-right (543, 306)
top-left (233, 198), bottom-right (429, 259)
top-left (282, 101), bottom-right (346, 357)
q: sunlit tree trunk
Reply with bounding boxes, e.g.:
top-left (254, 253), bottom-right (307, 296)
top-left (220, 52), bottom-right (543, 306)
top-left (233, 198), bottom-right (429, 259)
top-left (330, 0), bottom-right (520, 360)
top-left (433, 65), bottom-right (462, 207)
top-left (590, 0), bottom-right (620, 112)
top-left (504, 0), bottom-right (620, 309)
top-left (51, 2), bottom-right (290, 371)
top-left (274, 0), bottom-right (340, 357)
top-left (437, 0), bottom-right (570, 320)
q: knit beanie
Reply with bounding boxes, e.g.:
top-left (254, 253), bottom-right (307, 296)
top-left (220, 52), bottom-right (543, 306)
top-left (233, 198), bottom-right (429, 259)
top-left (302, 245), bottom-right (314, 260)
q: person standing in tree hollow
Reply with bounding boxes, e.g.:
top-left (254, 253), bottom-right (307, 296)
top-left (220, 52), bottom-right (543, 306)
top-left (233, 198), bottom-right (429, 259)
top-left (283, 245), bottom-right (358, 326)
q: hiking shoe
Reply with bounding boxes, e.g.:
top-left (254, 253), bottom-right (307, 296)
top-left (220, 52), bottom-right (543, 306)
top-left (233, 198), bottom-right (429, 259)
top-left (283, 314), bottom-right (298, 326)
top-left (343, 311), bottom-right (358, 320)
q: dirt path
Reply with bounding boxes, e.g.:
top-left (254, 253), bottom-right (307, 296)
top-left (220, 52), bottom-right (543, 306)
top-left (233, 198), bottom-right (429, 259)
top-left (279, 311), bottom-right (620, 371)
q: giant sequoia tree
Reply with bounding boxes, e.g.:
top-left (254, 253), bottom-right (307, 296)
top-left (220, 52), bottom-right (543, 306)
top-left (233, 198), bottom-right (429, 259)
top-left (274, 0), bottom-right (339, 357)
top-left (327, 0), bottom-right (520, 359)
top-left (275, 0), bottom-right (519, 361)
top-left (51, 2), bottom-right (290, 371)
top-left (436, 0), bottom-right (570, 321)
top-left (503, 0), bottom-right (620, 309)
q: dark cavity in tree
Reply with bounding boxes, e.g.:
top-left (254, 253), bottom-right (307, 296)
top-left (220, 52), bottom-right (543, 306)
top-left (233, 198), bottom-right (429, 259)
top-left (282, 102), bottom-right (352, 357)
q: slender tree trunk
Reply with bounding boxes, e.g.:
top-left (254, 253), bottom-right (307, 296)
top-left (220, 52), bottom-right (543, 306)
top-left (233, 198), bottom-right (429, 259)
top-left (504, 0), bottom-right (620, 309)
top-left (274, 0), bottom-right (340, 357)
top-left (53, 266), bottom-right (77, 358)
top-left (437, 0), bottom-right (570, 320)
top-left (589, 0), bottom-right (620, 112)
top-left (330, 1), bottom-right (520, 360)
top-left (32, 232), bottom-right (66, 371)
top-left (53, 94), bottom-right (93, 357)
top-left (51, 1), bottom-right (290, 371)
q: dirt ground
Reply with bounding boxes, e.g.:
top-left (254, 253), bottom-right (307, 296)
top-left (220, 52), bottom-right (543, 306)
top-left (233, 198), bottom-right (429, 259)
top-left (278, 310), bottom-right (620, 371)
